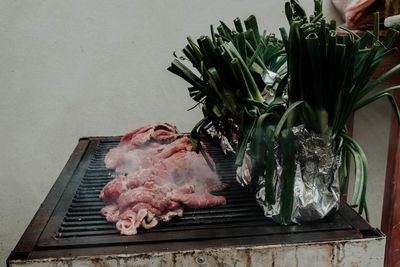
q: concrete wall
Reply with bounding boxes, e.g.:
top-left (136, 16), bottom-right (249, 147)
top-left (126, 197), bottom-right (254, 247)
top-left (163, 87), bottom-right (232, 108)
top-left (1, 0), bottom-right (389, 264)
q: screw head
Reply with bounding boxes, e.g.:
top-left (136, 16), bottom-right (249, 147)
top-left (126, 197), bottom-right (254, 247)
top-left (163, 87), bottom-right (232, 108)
top-left (196, 256), bottom-right (206, 265)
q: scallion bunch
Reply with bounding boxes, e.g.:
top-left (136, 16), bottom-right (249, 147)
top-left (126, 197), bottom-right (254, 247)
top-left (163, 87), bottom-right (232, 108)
top-left (168, 15), bottom-right (287, 163)
top-left (278, 0), bottom-right (400, 220)
top-left (169, 0), bottom-right (400, 224)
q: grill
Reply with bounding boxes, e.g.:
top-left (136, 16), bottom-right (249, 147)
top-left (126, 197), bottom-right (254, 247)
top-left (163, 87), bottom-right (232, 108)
top-left (8, 136), bottom-right (384, 266)
top-left (56, 140), bottom-right (262, 239)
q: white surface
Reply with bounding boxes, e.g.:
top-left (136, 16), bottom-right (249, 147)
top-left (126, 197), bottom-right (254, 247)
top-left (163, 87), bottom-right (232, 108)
top-left (2, 0), bottom-right (391, 265)
top-left (8, 238), bottom-right (385, 267)
top-left (384, 14), bottom-right (400, 27)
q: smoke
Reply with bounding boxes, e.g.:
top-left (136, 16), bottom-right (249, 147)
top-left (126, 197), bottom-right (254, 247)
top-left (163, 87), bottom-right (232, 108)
top-left (100, 124), bottom-right (227, 235)
top-left (104, 131), bottom-right (222, 192)
top-left (105, 142), bottom-right (165, 175)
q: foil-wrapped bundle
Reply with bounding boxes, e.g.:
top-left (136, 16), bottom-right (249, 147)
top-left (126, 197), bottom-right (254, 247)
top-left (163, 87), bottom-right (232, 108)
top-left (206, 125), bottom-right (235, 155)
top-left (239, 125), bottom-right (341, 224)
top-left (261, 69), bottom-right (281, 99)
top-left (205, 120), bottom-right (238, 156)
top-left (236, 151), bottom-right (252, 187)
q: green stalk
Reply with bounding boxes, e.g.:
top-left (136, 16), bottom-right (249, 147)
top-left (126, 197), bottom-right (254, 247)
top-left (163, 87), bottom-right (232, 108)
top-left (305, 32), bottom-right (322, 109)
top-left (315, 108), bottom-right (331, 136)
top-left (244, 15), bottom-right (261, 43)
top-left (326, 30), bottom-right (337, 117)
top-left (231, 58), bottom-right (253, 100)
top-left (264, 125), bottom-right (277, 204)
top-left (358, 64), bottom-right (400, 100)
top-left (236, 32), bottom-right (247, 60)
top-left (373, 12), bottom-right (379, 43)
top-left (382, 27), bottom-right (400, 49)
top-left (223, 42), bottom-right (264, 102)
top-left (245, 29), bottom-right (258, 49)
top-left (235, 118), bottom-right (256, 166)
top-left (253, 115), bottom-right (276, 203)
top-left (247, 43), bottom-right (264, 69)
top-left (339, 146), bottom-right (350, 194)
top-left (234, 17), bottom-right (244, 33)
top-left (342, 134), bottom-right (368, 217)
top-left (279, 128), bottom-right (297, 225)
top-left (187, 36), bottom-right (204, 62)
top-left (354, 86), bottom-right (400, 124)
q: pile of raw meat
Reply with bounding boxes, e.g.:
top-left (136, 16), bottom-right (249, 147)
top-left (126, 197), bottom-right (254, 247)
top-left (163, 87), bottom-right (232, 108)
top-left (99, 123), bottom-right (228, 235)
top-left (332, 0), bottom-right (385, 29)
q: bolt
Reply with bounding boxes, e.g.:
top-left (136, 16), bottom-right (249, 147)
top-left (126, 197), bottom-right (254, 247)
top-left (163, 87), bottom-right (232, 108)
top-left (196, 256), bottom-right (206, 265)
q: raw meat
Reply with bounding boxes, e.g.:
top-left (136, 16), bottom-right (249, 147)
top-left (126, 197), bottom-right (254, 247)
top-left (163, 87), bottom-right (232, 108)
top-left (100, 204), bottom-right (120, 222)
top-left (131, 203), bottom-right (162, 216)
top-left (99, 123), bottom-right (227, 235)
top-left (160, 209), bottom-right (183, 222)
top-left (115, 209), bottom-right (138, 235)
top-left (332, 0), bottom-right (384, 29)
top-left (171, 191), bottom-right (227, 209)
top-left (99, 169), bottom-right (155, 203)
top-left (119, 123), bottom-right (180, 148)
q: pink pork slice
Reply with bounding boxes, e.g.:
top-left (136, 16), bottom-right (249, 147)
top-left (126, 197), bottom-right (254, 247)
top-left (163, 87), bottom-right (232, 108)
top-left (116, 209), bottom-right (137, 235)
top-left (171, 191), bottom-right (227, 209)
top-left (100, 204), bottom-right (120, 222)
top-left (100, 123), bottom-right (229, 236)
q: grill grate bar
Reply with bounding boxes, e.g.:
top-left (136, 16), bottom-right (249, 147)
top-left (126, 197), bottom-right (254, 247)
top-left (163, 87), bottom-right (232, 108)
top-left (58, 217), bottom-right (271, 235)
top-left (64, 207), bottom-right (263, 222)
top-left (60, 215), bottom-right (266, 232)
top-left (65, 204), bottom-right (261, 218)
top-left (26, 136), bottom-right (372, 252)
top-left (37, 138), bottom-right (355, 248)
top-left (67, 202), bottom-right (260, 213)
top-left (69, 197), bottom-right (256, 209)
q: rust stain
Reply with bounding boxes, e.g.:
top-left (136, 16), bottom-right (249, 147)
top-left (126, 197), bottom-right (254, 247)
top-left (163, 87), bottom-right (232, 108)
top-left (331, 244), bottom-right (336, 266)
top-left (245, 248), bottom-right (251, 267)
top-left (172, 253), bottom-right (177, 267)
top-left (90, 258), bottom-right (112, 267)
top-left (361, 241), bottom-right (368, 251)
top-left (271, 250), bottom-right (275, 267)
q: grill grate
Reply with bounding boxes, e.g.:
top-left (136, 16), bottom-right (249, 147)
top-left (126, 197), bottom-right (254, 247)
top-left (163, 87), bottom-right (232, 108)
top-left (57, 140), bottom-right (269, 238)
top-left (8, 136), bottom-right (381, 262)
top-left (33, 138), bottom-right (355, 248)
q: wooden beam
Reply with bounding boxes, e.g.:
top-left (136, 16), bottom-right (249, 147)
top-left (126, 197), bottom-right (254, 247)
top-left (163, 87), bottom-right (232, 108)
top-left (382, 89), bottom-right (400, 267)
top-left (380, 44), bottom-right (400, 267)
top-left (385, 0), bottom-right (400, 17)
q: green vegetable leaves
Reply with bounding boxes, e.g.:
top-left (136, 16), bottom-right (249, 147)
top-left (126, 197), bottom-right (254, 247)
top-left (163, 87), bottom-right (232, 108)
top-left (279, 128), bottom-right (297, 225)
top-left (169, 1), bottom-right (400, 224)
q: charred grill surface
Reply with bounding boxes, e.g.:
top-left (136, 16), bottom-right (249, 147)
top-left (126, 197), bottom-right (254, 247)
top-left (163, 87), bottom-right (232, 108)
top-left (8, 137), bottom-right (380, 261)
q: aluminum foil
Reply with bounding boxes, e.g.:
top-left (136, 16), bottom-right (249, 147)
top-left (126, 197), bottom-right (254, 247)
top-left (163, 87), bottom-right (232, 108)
top-left (206, 125), bottom-right (236, 155)
top-left (262, 69), bottom-right (280, 87)
top-left (204, 120), bottom-right (239, 156)
top-left (253, 125), bottom-right (341, 224)
top-left (236, 151), bottom-right (252, 187)
top-left (261, 69), bottom-right (281, 99)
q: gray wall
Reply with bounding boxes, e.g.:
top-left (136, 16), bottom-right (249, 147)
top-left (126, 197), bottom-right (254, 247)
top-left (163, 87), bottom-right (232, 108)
top-left (1, 0), bottom-right (389, 264)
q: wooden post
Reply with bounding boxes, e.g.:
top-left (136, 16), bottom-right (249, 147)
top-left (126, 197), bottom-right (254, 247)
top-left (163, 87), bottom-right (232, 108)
top-left (385, 0), bottom-right (400, 17)
top-left (380, 42), bottom-right (400, 266)
top-left (382, 89), bottom-right (400, 267)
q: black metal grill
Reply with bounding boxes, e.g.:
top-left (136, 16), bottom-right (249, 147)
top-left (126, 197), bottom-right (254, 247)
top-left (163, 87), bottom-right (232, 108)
top-left (8, 136), bottom-right (381, 262)
top-left (58, 140), bottom-right (266, 238)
